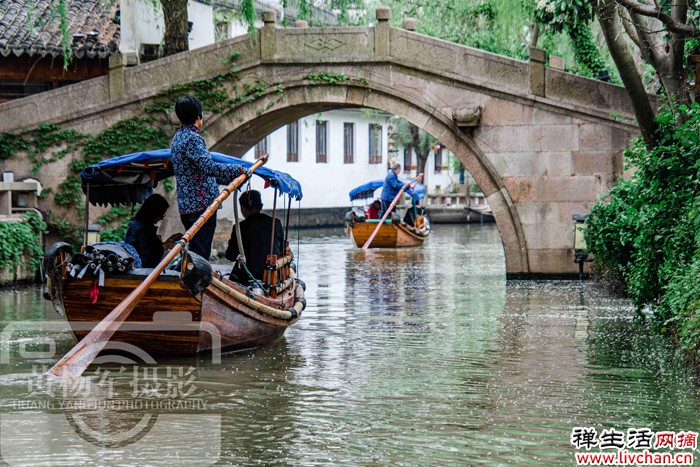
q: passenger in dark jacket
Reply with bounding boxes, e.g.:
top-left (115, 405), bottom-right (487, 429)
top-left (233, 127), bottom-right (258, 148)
top-left (125, 194), bottom-right (170, 268)
top-left (225, 190), bottom-right (284, 284)
top-left (171, 96), bottom-right (248, 260)
top-left (403, 199), bottom-right (426, 227)
top-left (380, 162), bottom-right (404, 216)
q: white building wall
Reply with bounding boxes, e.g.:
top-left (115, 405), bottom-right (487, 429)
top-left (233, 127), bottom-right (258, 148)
top-left (398, 144), bottom-right (456, 194)
top-left (188, 1), bottom-right (215, 50)
top-left (119, 0), bottom-right (214, 56)
top-left (220, 110), bottom-right (389, 218)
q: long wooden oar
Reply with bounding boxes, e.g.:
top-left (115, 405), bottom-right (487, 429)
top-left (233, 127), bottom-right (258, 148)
top-left (362, 173), bottom-right (423, 249)
top-left (46, 155), bottom-right (269, 379)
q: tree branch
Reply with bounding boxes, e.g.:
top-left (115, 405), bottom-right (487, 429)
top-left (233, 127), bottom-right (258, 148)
top-left (614, 0), bottom-right (700, 36)
top-left (595, 0), bottom-right (658, 147)
top-left (619, 7), bottom-right (641, 48)
top-left (631, 12), bottom-right (665, 65)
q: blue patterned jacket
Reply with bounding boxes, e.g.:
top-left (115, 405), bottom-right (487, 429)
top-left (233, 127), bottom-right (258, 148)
top-left (171, 125), bottom-right (243, 214)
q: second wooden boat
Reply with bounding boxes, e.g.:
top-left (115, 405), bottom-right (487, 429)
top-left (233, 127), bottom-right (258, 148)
top-left (350, 219), bottom-right (428, 248)
top-left (347, 178), bottom-right (429, 248)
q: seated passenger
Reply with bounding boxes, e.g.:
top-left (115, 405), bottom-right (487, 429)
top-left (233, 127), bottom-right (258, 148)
top-left (124, 194), bottom-right (171, 268)
top-left (403, 199), bottom-right (426, 228)
top-left (366, 199), bottom-right (381, 219)
top-left (225, 190), bottom-right (284, 284)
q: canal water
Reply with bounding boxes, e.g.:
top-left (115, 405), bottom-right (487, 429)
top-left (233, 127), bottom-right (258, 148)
top-left (0, 224), bottom-right (698, 465)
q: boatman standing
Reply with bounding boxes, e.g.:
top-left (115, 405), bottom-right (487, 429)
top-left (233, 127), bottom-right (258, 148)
top-left (171, 95), bottom-right (249, 260)
top-left (380, 162), bottom-right (404, 217)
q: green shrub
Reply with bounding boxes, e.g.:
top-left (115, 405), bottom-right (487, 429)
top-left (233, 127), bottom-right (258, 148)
top-left (0, 211), bottom-right (48, 274)
top-left (585, 103), bottom-right (700, 360)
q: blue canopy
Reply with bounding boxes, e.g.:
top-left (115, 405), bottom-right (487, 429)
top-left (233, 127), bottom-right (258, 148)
top-left (80, 149), bottom-right (303, 206)
top-left (349, 179), bottom-right (426, 202)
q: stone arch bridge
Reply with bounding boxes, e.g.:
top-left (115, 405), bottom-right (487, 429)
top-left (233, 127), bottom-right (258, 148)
top-left (0, 8), bottom-right (641, 278)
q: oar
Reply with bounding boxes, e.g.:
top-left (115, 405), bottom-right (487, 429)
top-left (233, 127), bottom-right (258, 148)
top-left (362, 173), bottom-right (423, 249)
top-left (46, 155), bottom-right (269, 379)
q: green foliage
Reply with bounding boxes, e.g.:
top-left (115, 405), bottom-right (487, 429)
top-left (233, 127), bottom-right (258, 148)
top-left (47, 214), bottom-right (82, 250)
top-left (241, 0), bottom-right (257, 33)
top-left (535, 0), bottom-right (606, 76)
top-left (305, 73), bottom-right (369, 88)
top-left (306, 73), bottom-right (349, 84)
top-left (535, 0), bottom-right (594, 33)
top-left (661, 256), bottom-right (700, 360)
top-left (52, 118), bottom-right (169, 210)
top-left (405, 0), bottom-right (534, 59)
top-left (0, 124), bottom-right (85, 170)
top-left (84, 118), bottom-right (170, 162)
top-left (566, 19), bottom-right (606, 76)
top-left (585, 104), bottom-right (700, 359)
top-left (146, 53), bottom-right (282, 122)
top-left (0, 131), bottom-right (29, 160)
top-left (0, 211), bottom-right (47, 273)
top-left (390, 117), bottom-right (437, 152)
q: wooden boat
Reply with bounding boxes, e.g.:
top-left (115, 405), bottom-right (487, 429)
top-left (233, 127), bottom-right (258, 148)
top-left (42, 149), bottom-right (305, 356)
top-left (347, 178), bottom-right (429, 248)
top-left (350, 219), bottom-right (428, 248)
top-left (48, 267), bottom-right (303, 355)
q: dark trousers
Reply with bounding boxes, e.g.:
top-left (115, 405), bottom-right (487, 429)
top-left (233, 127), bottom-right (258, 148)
top-left (380, 200), bottom-right (394, 218)
top-left (180, 211), bottom-right (217, 260)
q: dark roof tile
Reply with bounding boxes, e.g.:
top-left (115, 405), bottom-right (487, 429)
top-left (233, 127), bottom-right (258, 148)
top-left (0, 0), bottom-right (119, 59)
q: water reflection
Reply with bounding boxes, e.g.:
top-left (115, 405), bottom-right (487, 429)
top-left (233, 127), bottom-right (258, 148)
top-left (0, 224), bottom-right (698, 465)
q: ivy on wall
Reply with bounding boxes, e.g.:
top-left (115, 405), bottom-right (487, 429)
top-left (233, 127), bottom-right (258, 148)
top-left (306, 73), bottom-right (369, 86)
top-left (0, 211), bottom-right (47, 275)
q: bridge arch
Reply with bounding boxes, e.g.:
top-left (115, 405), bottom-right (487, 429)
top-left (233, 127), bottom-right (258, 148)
top-left (205, 80), bottom-right (528, 273)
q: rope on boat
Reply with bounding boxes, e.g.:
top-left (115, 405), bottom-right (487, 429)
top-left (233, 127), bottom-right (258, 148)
top-left (210, 274), bottom-right (305, 321)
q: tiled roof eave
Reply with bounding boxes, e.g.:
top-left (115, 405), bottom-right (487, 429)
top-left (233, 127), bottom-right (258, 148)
top-left (0, 0), bottom-right (120, 61)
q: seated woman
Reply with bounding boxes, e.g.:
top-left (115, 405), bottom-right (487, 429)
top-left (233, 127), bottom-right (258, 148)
top-left (124, 194), bottom-right (180, 268)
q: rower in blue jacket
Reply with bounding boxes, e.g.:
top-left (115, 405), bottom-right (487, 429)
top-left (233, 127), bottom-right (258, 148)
top-left (380, 162), bottom-right (404, 217)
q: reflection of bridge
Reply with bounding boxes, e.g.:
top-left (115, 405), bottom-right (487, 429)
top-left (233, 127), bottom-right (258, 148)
top-left (0, 7), bottom-right (640, 278)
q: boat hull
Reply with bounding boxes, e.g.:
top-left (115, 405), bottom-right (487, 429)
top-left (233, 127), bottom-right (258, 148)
top-left (351, 221), bottom-right (427, 248)
top-left (426, 205), bottom-right (495, 223)
top-left (61, 273), bottom-right (298, 356)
